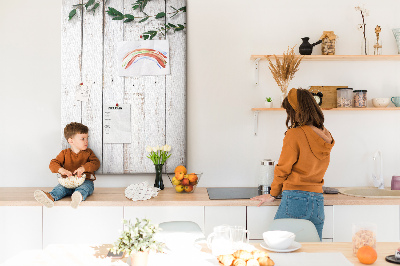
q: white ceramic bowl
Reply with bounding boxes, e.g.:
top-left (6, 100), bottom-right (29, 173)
top-left (263, 230), bottom-right (295, 250)
top-left (372, 98), bottom-right (390, 107)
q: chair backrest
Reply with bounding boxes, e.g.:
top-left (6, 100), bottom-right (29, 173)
top-left (267, 219), bottom-right (320, 242)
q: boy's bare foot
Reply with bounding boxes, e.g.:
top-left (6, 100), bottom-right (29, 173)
top-left (71, 191), bottom-right (83, 209)
top-left (34, 190), bottom-right (54, 208)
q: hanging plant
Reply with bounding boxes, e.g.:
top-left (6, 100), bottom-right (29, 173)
top-left (68, 0), bottom-right (186, 40)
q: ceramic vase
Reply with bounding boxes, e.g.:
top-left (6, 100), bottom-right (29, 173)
top-left (264, 101), bottom-right (273, 108)
top-left (154, 164), bottom-right (164, 190)
top-left (393, 28), bottom-right (400, 54)
top-left (130, 251), bottom-right (149, 266)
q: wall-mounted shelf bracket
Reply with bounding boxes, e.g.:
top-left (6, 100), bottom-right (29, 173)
top-left (254, 58), bottom-right (261, 85)
top-left (253, 111), bottom-right (259, 136)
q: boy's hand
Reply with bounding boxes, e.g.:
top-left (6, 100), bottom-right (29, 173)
top-left (250, 194), bottom-right (275, 207)
top-left (73, 166), bottom-right (85, 178)
top-left (58, 168), bottom-right (72, 177)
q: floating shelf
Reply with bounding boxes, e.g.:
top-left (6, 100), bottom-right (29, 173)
top-left (252, 107), bottom-right (400, 111)
top-left (252, 107), bottom-right (400, 135)
top-left (250, 55), bottom-right (400, 61)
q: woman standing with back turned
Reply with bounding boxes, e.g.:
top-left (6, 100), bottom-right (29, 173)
top-left (251, 88), bottom-right (335, 240)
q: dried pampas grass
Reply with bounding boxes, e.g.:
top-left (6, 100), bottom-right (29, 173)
top-left (266, 46), bottom-right (303, 95)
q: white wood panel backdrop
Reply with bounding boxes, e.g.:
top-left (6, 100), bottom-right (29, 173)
top-left (61, 0), bottom-right (186, 174)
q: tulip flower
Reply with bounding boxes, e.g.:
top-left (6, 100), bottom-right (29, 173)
top-left (145, 144), bottom-right (172, 165)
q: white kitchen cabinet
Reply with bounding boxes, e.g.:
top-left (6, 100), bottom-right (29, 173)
top-left (124, 206), bottom-right (205, 232)
top-left (247, 206), bottom-right (279, 239)
top-left (247, 206), bottom-right (333, 240)
top-left (43, 206), bottom-right (123, 247)
top-left (204, 206), bottom-right (246, 236)
top-left (333, 205), bottom-right (399, 242)
top-left (0, 206), bottom-right (42, 264)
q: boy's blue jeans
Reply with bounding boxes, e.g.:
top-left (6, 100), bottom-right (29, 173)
top-left (274, 190), bottom-right (324, 240)
top-left (50, 180), bottom-right (94, 201)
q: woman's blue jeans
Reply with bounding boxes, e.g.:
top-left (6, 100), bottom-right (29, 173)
top-left (274, 190), bottom-right (324, 240)
top-left (50, 180), bottom-right (94, 201)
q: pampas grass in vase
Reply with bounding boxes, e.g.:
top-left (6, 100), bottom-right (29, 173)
top-left (266, 46), bottom-right (303, 104)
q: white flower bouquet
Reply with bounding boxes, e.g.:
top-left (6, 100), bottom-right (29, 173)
top-left (146, 145), bottom-right (171, 165)
top-left (111, 219), bottom-right (164, 255)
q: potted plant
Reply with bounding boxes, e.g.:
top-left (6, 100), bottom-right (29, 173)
top-left (265, 97), bottom-right (273, 108)
top-left (111, 219), bottom-right (164, 266)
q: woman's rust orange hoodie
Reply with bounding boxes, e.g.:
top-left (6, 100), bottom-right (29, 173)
top-left (270, 125), bottom-right (335, 197)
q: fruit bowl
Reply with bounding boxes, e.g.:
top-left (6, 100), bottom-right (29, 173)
top-left (58, 174), bottom-right (86, 189)
top-left (169, 173), bottom-right (202, 193)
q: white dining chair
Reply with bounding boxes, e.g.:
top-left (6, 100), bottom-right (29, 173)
top-left (267, 218), bottom-right (321, 242)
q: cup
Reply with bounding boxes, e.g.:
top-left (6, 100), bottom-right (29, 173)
top-left (391, 97), bottom-right (400, 107)
top-left (391, 176), bottom-right (400, 190)
top-left (230, 226), bottom-right (250, 250)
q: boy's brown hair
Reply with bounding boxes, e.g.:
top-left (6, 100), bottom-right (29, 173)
top-left (64, 122), bottom-right (89, 140)
top-left (282, 88), bottom-right (324, 130)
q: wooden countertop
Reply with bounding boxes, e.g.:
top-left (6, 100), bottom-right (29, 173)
top-left (4, 242), bottom-right (399, 265)
top-left (1, 187), bottom-right (400, 206)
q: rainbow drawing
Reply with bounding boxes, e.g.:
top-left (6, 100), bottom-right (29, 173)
top-left (122, 48), bottom-right (168, 69)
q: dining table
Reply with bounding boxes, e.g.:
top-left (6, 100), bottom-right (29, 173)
top-left (2, 242), bottom-right (399, 266)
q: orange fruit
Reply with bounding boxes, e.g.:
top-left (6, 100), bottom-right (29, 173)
top-left (174, 165), bottom-right (187, 175)
top-left (357, 246), bottom-right (377, 264)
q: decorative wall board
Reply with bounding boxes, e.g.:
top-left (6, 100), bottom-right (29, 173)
top-left (61, 0), bottom-right (186, 174)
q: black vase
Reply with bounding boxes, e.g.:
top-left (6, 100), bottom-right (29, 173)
top-left (154, 164), bottom-right (164, 190)
top-left (299, 37), bottom-right (322, 55)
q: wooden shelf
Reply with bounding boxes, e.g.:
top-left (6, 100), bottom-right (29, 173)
top-left (252, 107), bottom-right (400, 111)
top-left (250, 55), bottom-right (400, 61)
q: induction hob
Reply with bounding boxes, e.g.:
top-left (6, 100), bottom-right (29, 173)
top-left (207, 187), bottom-right (260, 200)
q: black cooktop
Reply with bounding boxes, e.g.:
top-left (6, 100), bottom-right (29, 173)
top-left (207, 187), bottom-right (259, 200)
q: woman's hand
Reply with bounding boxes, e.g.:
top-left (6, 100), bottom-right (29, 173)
top-left (250, 194), bottom-right (275, 207)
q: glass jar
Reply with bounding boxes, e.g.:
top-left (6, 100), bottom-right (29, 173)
top-left (352, 223), bottom-right (377, 256)
top-left (258, 159), bottom-right (275, 195)
top-left (337, 88), bottom-right (353, 108)
top-left (354, 90), bottom-right (367, 108)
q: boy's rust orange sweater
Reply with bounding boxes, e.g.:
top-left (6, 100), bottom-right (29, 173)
top-left (270, 125), bottom-right (335, 197)
top-left (49, 148), bottom-right (100, 180)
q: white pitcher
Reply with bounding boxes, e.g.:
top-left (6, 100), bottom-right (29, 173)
top-left (207, 225), bottom-right (233, 256)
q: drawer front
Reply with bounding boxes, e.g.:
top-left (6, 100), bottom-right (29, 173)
top-left (333, 205), bottom-right (399, 242)
top-left (43, 206), bottom-right (123, 247)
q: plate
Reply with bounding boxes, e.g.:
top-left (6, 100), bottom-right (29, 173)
top-left (260, 241), bottom-right (301, 253)
top-left (386, 255), bottom-right (400, 264)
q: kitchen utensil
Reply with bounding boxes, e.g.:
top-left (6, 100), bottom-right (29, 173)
top-left (263, 231), bottom-right (295, 250)
top-left (57, 174), bottom-right (86, 189)
top-left (391, 176), bottom-right (400, 190)
top-left (372, 98), bottom-right (390, 107)
top-left (260, 241), bottom-right (301, 253)
top-left (207, 225), bottom-right (233, 256)
top-left (391, 97), bottom-right (400, 107)
top-left (353, 90), bottom-right (367, 108)
top-left (230, 226), bottom-right (250, 250)
top-left (299, 37), bottom-right (322, 55)
top-left (258, 159), bottom-right (275, 195)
